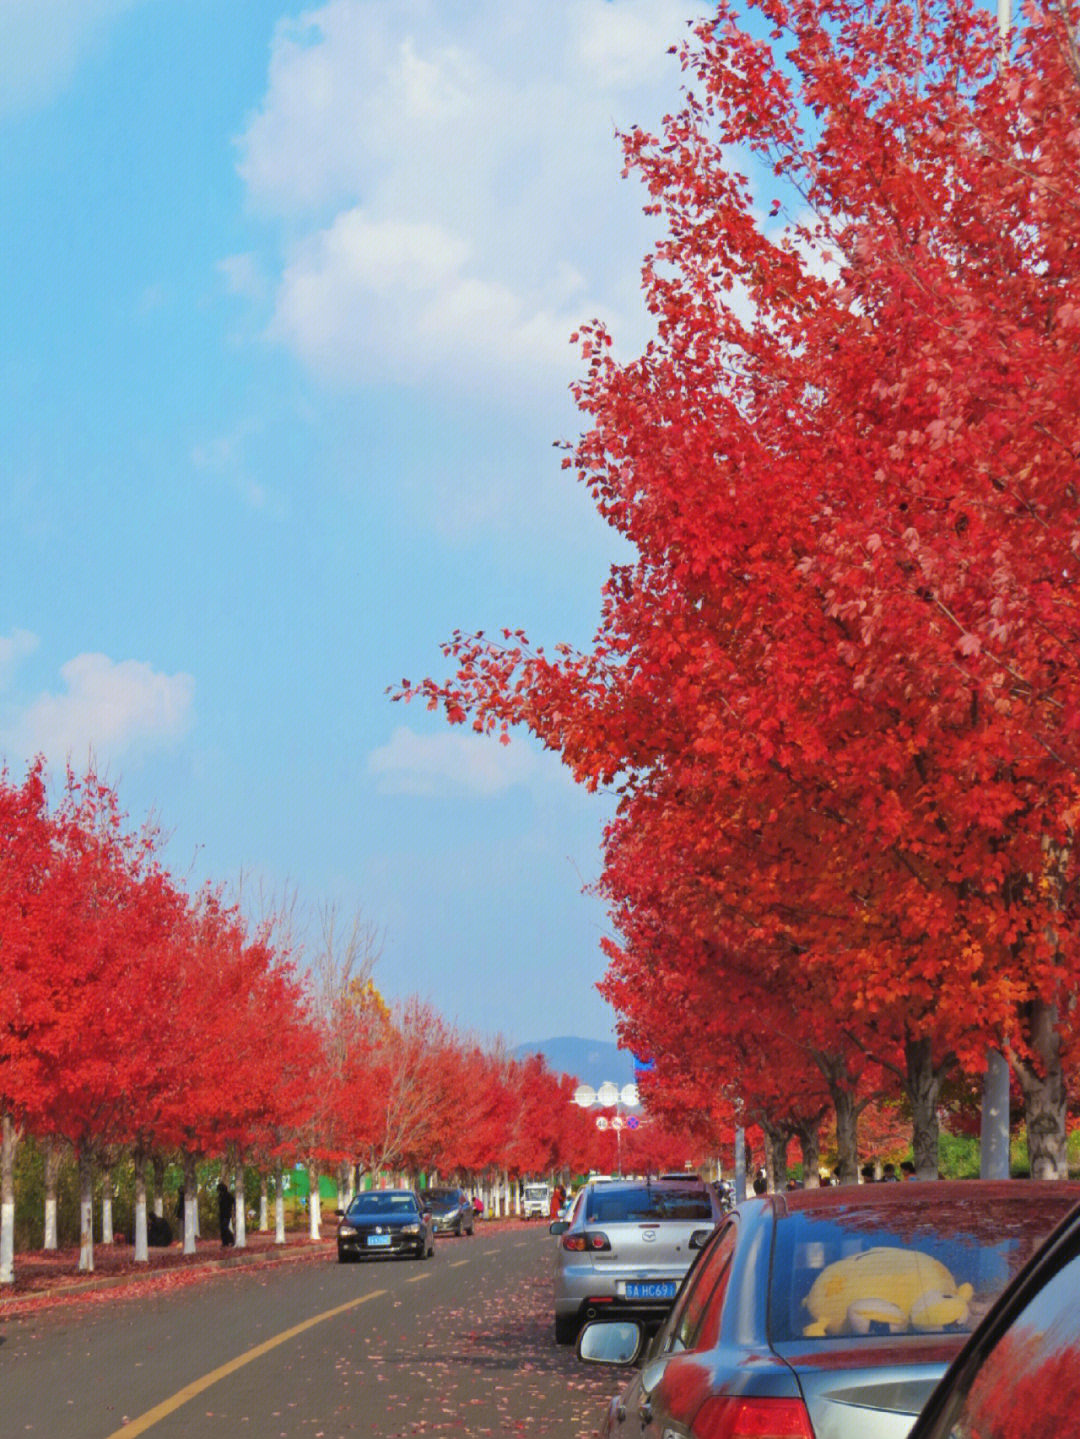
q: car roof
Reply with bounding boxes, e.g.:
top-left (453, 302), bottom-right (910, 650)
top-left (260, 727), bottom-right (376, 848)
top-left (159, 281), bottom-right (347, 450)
top-left (762, 1178), bottom-right (1080, 1218)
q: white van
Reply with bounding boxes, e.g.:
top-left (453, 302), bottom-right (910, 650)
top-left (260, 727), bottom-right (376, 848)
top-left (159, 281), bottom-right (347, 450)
top-left (522, 1182), bottom-right (551, 1218)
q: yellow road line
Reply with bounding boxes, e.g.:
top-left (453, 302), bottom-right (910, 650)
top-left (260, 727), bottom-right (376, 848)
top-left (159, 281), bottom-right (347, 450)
top-left (405, 1272), bottom-right (433, 1284)
top-left (103, 1288), bottom-right (387, 1438)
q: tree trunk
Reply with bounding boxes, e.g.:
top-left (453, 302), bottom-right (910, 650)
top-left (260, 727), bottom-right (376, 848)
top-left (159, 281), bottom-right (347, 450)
top-left (43, 1136), bottom-right (62, 1250)
top-left (275, 1160), bottom-right (286, 1245)
top-left (152, 1155), bottom-right (166, 1219)
top-left (905, 1035), bottom-right (945, 1180)
top-left (1015, 998), bottom-right (1069, 1179)
top-left (792, 1120), bottom-right (821, 1188)
top-left (307, 1161), bottom-right (321, 1240)
top-left (101, 1163), bottom-right (114, 1244)
top-left (832, 1087), bottom-right (859, 1184)
top-left (234, 1165), bottom-right (247, 1249)
top-left (980, 1050), bottom-right (1011, 1180)
top-left (1, 1114), bottom-right (16, 1285)
top-left (78, 1148), bottom-right (94, 1273)
top-left (183, 1152), bottom-right (198, 1255)
top-left (259, 1175), bottom-right (269, 1233)
top-left (760, 1117), bottom-right (788, 1192)
top-left (134, 1149), bottom-right (149, 1263)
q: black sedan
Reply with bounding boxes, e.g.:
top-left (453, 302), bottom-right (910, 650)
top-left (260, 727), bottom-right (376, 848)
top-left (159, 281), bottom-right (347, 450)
top-left (335, 1189), bottom-right (435, 1261)
top-left (425, 1186), bottom-right (475, 1236)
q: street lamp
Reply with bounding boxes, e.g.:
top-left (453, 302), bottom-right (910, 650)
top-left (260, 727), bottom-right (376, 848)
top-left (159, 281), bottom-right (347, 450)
top-left (573, 1082), bottom-right (639, 1176)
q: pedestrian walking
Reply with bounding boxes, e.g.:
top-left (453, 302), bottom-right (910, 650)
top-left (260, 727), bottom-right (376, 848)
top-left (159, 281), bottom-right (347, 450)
top-left (217, 1179), bottom-right (235, 1247)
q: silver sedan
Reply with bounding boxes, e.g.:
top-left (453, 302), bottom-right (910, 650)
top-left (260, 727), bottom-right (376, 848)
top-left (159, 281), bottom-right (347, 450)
top-left (551, 1177), bottom-right (723, 1345)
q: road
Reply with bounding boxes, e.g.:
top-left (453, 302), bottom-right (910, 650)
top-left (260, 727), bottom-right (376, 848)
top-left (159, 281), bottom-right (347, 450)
top-left (1, 1226), bottom-right (615, 1438)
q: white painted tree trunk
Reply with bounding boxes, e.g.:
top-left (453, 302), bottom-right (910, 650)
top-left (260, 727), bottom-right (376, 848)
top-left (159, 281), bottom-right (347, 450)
top-left (307, 1162), bottom-right (321, 1240)
top-left (1, 1115), bottom-right (16, 1285)
top-left (513, 1176), bottom-right (521, 1217)
top-left (78, 1150), bottom-right (95, 1273)
top-left (275, 1161), bottom-right (286, 1245)
top-left (152, 1155), bottom-right (165, 1218)
top-left (183, 1154), bottom-right (198, 1255)
top-left (101, 1165), bottom-right (114, 1244)
top-left (234, 1167), bottom-right (246, 1249)
top-left (134, 1151), bottom-right (149, 1263)
top-left (259, 1176), bottom-right (269, 1232)
top-left (43, 1136), bottom-right (61, 1250)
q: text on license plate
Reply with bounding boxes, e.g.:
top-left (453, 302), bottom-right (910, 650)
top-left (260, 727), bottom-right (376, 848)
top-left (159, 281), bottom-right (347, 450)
top-left (626, 1281), bottom-right (677, 1299)
top-left (367, 1234), bottom-right (392, 1247)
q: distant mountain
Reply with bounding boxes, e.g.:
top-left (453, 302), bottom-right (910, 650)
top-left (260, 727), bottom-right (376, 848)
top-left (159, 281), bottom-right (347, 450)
top-left (514, 1035), bottom-right (637, 1088)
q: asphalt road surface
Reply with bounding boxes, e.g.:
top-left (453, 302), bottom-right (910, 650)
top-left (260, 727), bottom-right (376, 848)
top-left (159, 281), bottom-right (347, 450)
top-left (1, 1226), bottom-right (616, 1438)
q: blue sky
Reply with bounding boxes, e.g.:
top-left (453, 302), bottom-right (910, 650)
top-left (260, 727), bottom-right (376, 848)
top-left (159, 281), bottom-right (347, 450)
top-left (1, 0), bottom-right (702, 1048)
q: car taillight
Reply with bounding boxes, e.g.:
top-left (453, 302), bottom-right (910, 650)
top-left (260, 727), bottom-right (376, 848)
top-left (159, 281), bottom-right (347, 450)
top-left (561, 1230), bottom-right (611, 1252)
top-left (692, 1395), bottom-right (815, 1439)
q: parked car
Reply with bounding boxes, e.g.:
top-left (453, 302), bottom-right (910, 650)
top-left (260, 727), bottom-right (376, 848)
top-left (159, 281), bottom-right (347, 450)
top-left (908, 1194), bottom-right (1080, 1439)
top-left (425, 1186), bottom-right (475, 1237)
top-left (335, 1189), bottom-right (435, 1262)
top-left (578, 1180), bottom-right (1080, 1439)
top-left (550, 1176), bottom-right (724, 1345)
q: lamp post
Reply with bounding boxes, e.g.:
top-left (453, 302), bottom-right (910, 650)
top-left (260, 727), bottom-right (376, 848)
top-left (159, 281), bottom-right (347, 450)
top-left (573, 1082), bottom-right (640, 1177)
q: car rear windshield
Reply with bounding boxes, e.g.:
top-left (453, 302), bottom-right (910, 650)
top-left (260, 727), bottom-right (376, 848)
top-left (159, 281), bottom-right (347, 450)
top-left (346, 1193), bottom-right (419, 1217)
top-left (586, 1186), bottom-right (712, 1223)
top-left (769, 1193), bottom-right (1077, 1344)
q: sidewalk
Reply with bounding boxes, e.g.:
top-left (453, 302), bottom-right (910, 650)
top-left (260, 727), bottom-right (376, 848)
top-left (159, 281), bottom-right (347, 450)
top-left (0, 1230), bottom-right (337, 1319)
top-left (0, 1215), bottom-right (536, 1320)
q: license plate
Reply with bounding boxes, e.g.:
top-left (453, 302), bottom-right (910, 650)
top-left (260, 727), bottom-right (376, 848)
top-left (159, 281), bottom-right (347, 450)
top-left (367, 1234), bottom-right (392, 1247)
top-left (626, 1281), bottom-right (677, 1300)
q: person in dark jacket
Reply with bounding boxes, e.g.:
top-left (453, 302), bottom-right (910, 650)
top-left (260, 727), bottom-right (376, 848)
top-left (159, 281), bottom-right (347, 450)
top-left (217, 1179), bottom-right (235, 1247)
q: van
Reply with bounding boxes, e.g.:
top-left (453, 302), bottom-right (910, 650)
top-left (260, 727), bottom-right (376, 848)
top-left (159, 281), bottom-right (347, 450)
top-left (522, 1182), bottom-right (551, 1218)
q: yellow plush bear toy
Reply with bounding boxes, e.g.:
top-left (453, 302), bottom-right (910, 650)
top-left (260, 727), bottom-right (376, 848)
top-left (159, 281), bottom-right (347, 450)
top-left (802, 1246), bottom-right (974, 1337)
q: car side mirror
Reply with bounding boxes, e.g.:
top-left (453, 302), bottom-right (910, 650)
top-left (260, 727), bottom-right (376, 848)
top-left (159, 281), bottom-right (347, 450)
top-left (333, 1208), bottom-right (345, 1218)
top-left (549, 1220), bottom-right (570, 1235)
top-left (577, 1320), bottom-right (645, 1367)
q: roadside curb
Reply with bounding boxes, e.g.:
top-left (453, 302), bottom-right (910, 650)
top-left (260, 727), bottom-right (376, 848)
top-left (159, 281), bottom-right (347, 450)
top-left (0, 1239), bottom-right (337, 1318)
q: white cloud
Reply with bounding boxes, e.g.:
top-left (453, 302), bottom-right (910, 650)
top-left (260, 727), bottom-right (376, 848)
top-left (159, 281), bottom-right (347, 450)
top-left (368, 725), bottom-right (539, 797)
top-left (237, 0), bottom-right (700, 402)
top-left (0, 630), bottom-right (39, 689)
top-left (0, 0), bottom-right (143, 116)
top-left (0, 653), bottom-right (194, 770)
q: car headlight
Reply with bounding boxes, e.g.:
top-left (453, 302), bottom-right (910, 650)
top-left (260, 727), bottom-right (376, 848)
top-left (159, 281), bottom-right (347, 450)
top-left (401, 1223), bottom-right (420, 1234)
top-left (338, 1224), bottom-right (357, 1235)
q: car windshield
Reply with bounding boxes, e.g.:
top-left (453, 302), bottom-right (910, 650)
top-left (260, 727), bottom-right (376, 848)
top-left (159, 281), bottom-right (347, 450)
top-left (769, 1194), bottom-right (1072, 1343)
top-left (346, 1193), bottom-right (419, 1218)
top-left (525, 1186), bottom-right (548, 1198)
top-left (426, 1190), bottom-right (458, 1204)
top-left (585, 1186), bottom-right (711, 1223)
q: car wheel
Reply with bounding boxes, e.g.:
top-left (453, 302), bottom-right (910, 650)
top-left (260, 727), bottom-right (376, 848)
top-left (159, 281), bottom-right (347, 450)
top-left (337, 1249), bottom-right (352, 1264)
top-left (554, 1313), bottom-right (579, 1346)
